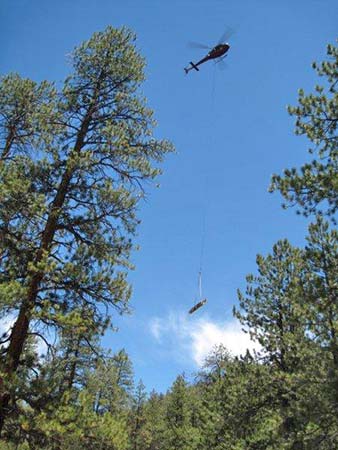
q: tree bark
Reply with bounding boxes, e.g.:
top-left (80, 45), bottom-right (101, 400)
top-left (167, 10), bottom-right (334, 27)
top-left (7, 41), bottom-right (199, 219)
top-left (1, 126), bottom-right (15, 160)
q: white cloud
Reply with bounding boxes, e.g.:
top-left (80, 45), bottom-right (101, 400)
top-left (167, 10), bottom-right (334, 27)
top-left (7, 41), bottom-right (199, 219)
top-left (149, 312), bottom-right (259, 367)
top-left (149, 317), bottom-right (162, 342)
top-left (189, 319), bottom-right (259, 366)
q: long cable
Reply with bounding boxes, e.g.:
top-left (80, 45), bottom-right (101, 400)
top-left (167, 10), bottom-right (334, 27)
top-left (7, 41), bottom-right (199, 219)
top-left (196, 64), bottom-right (217, 301)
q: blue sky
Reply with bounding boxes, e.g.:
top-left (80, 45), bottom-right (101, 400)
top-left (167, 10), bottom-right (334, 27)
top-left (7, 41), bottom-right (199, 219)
top-left (1, 0), bottom-right (337, 392)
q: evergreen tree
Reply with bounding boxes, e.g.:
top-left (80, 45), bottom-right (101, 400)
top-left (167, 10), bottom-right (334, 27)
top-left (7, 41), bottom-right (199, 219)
top-left (301, 217), bottom-right (338, 448)
top-left (139, 390), bottom-right (166, 450)
top-left (234, 240), bottom-right (319, 448)
top-left (235, 240), bottom-right (311, 373)
top-left (233, 224), bottom-right (338, 449)
top-left (4, 347), bottom-right (134, 448)
top-left (86, 349), bottom-right (134, 416)
top-left (0, 25), bottom-right (173, 433)
top-left (33, 390), bottom-right (130, 450)
top-left (268, 41), bottom-right (338, 448)
top-left (164, 374), bottom-right (200, 450)
top-left (197, 346), bottom-right (281, 450)
top-left (129, 379), bottom-right (147, 450)
top-left (305, 218), bottom-right (338, 370)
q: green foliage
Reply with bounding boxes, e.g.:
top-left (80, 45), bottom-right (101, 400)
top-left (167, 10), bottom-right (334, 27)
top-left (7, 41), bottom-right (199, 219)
top-left (235, 239), bottom-right (312, 371)
top-left (163, 374), bottom-right (201, 450)
top-left (0, 24), bottom-right (173, 433)
top-left (136, 390), bottom-right (167, 450)
top-left (128, 380), bottom-right (148, 450)
top-left (26, 391), bottom-right (129, 449)
top-left (0, 73), bottom-right (58, 160)
top-left (1, 345), bottom-right (133, 449)
top-left (86, 349), bottom-right (134, 415)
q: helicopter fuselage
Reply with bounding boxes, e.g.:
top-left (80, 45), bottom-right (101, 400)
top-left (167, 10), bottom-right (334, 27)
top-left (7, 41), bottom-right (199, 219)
top-left (208, 43), bottom-right (230, 59)
top-left (185, 43), bottom-right (230, 73)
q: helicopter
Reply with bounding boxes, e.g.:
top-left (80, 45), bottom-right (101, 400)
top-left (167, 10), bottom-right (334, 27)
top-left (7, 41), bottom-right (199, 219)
top-left (184, 28), bottom-right (234, 74)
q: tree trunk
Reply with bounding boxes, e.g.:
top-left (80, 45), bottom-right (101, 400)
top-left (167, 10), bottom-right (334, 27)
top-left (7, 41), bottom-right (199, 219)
top-left (1, 126), bottom-right (15, 160)
top-left (0, 108), bottom-right (93, 435)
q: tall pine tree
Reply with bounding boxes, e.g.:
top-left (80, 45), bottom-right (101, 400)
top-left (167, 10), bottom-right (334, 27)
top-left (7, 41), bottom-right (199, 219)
top-left (0, 26), bottom-right (173, 433)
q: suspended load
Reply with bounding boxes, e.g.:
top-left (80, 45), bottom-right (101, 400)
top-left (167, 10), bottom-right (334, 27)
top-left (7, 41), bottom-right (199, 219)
top-left (188, 298), bottom-right (207, 314)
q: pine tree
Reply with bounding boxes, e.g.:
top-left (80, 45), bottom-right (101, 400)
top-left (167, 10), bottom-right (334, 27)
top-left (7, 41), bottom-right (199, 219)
top-left (33, 390), bottom-right (130, 450)
top-left (85, 349), bottom-right (134, 417)
top-left (164, 374), bottom-right (201, 450)
top-left (234, 240), bottom-right (319, 448)
top-left (139, 390), bottom-right (167, 450)
top-left (304, 218), bottom-right (338, 370)
top-left (268, 41), bottom-right (338, 448)
top-left (301, 218), bottom-right (338, 448)
top-left (197, 346), bottom-right (281, 449)
top-left (0, 25), bottom-right (173, 433)
top-left (235, 240), bottom-right (311, 372)
top-left (129, 379), bottom-right (147, 450)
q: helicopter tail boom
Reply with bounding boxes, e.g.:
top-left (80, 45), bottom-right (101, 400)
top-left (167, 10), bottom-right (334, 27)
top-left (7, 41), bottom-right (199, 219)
top-left (184, 61), bottom-right (199, 74)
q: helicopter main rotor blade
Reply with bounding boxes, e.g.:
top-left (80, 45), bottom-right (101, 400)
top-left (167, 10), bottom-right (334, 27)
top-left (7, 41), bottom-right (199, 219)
top-left (218, 26), bottom-right (235, 44)
top-left (188, 41), bottom-right (211, 50)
